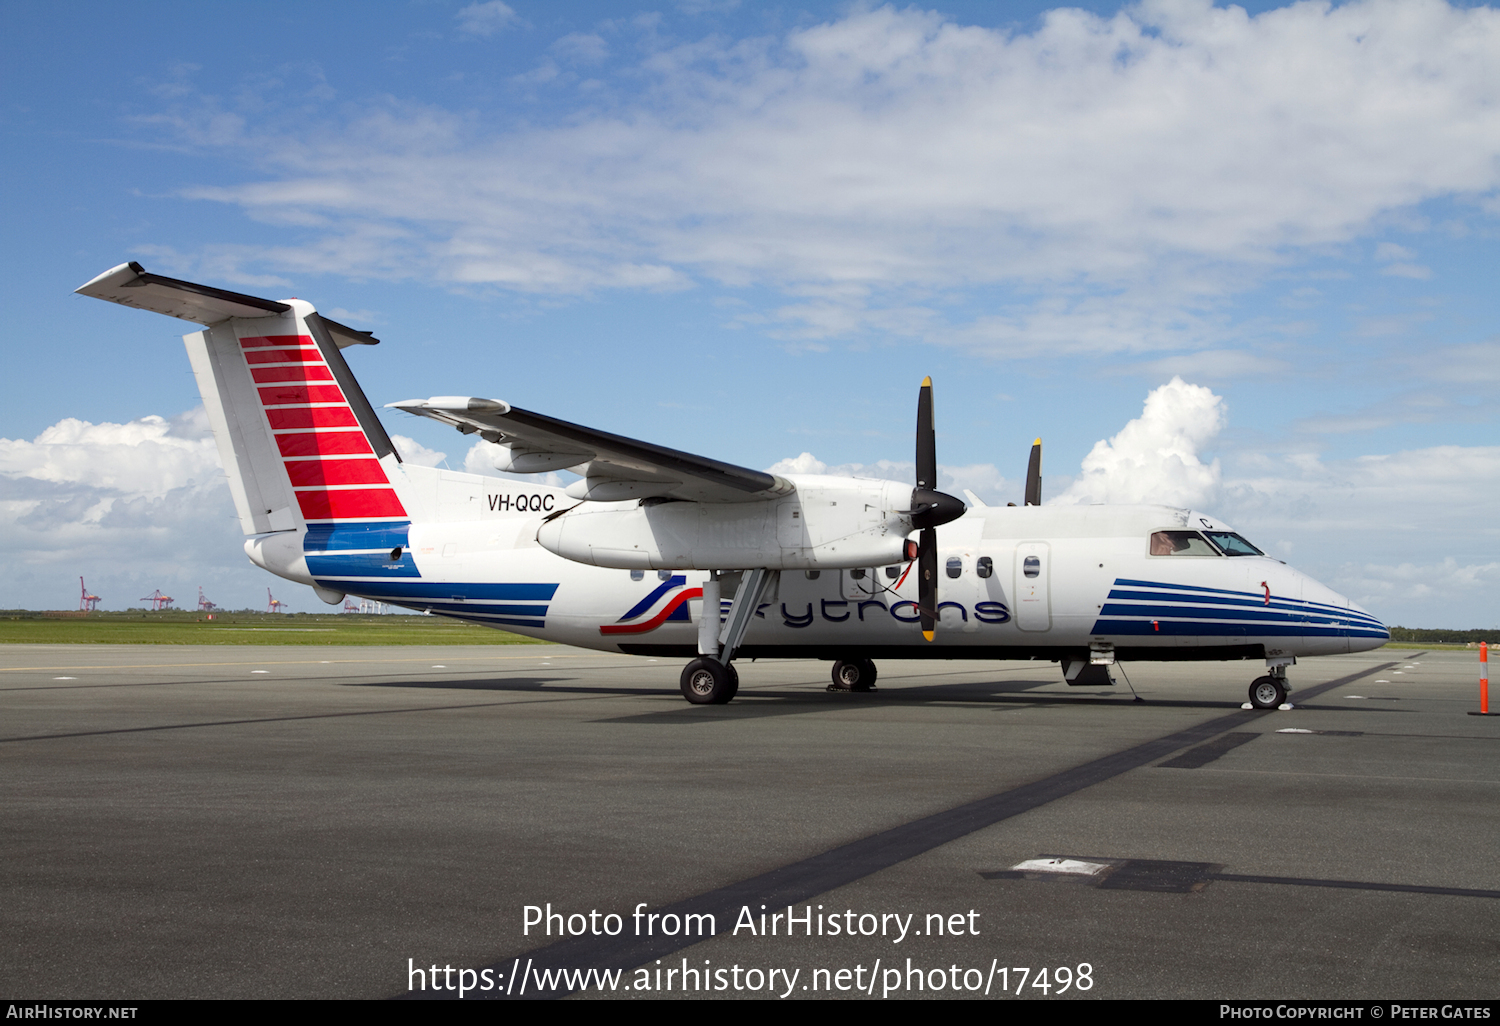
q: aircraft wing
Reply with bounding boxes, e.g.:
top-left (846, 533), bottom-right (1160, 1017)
top-left (390, 397), bottom-right (794, 504)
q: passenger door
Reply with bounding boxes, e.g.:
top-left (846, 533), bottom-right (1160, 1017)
top-left (1014, 541), bottom-right (1051, 631)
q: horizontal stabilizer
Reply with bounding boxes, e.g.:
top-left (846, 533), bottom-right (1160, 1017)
top-left (76, 263), bottom-right (378, 347)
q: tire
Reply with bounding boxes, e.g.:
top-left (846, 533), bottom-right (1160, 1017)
top-left (1249, 676), bottom-right (1286, 710)
top-left (830, 658), bottom-right (878, 692)
top-left (681, 657), bottom-right (734, 705)
top-left (726, 663), bottom-right (740, 701)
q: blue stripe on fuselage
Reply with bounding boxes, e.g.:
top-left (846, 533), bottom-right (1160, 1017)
top-left (1092, 577), bottom-right (1388, 639)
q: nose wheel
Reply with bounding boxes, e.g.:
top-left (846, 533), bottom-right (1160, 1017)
top-left (1248, 676), bottom-right (1287, 710)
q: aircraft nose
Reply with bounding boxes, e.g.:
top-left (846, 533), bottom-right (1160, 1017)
top-left (1344, 598), bottom-right (1390, 645)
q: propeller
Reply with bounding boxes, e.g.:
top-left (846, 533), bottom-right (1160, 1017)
top-left (1024, 438), bottom-right (1042, 505)
top-left (909, 377), bottom-right (966, 641)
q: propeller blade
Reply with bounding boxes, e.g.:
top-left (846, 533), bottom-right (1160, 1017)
top-left (908, 377), bottom-right (966, 530)
top-left (911, 377), bottom-right (962, 643)
top-left (919, 527), bottom-right (938, 641)
top-left (916, 376), bottom-right (936, 490)
top-left (1025, 437), bottom-right (1042, 506)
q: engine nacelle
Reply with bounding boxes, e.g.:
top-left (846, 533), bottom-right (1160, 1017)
top-left (536, 476), bottom-right (918, 570)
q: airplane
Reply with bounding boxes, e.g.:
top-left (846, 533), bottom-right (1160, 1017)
top-left (76, 262), bottom-right (1389, 710)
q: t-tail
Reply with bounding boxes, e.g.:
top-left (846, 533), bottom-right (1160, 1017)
top-left (75, 263), bottom-right (424, 602)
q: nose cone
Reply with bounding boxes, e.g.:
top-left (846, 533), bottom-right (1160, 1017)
top-left (1302, 570), bottom-right (1392, 648)
top-left (909, 487), bottom-right (966, 530)
top-left (1346, 598), bottom-right (1390, 649)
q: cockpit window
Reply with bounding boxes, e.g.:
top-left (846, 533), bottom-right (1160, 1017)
top-left (1202, 531), bottom-right (1264, 556)
top-left (1149, 531), bottom-right (1221, 556)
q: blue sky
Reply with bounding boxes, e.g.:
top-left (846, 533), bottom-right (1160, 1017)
top-left (3, 0), bottom-right (1498, 626)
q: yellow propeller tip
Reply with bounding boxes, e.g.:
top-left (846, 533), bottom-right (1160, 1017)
top-left (921, 376), bottom-right (932, 387)
top-left (923, 630), bottom-right (935, 642)
top-left (1034, 438), bottom-right (1042, 446)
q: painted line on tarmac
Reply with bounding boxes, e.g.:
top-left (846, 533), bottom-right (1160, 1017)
top-left (0, 650), bottom-right (602, 673)
top-left (0, 693), bottom-right (609, 744)
top-left (1208, 873), bottom-right (1500, 899)
top-left (409, 658), bottom-right (1402, 1000)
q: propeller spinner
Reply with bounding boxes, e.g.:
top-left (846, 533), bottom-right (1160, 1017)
top-left (910, 377), bottom-right (966, 641)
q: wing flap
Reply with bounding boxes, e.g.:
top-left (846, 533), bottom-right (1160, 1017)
top-left (391, 396), bottom-right (792, 503)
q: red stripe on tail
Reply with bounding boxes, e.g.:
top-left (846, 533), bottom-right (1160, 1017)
top-left (285, 459), bottom-right (391, 487)
top-left (259, 384), bottom-right (347, 406)
top-left (244, 348), bottom-right (324, 365)
top-left (266, 407), bottom-right (361, 430)
top-left (252, 366), bottom-right (335, 384)
top-left (240, 335), bottom-right (313, 348)
top-left (276, 431), bottom-right (373, 457)
top-left (296, 488), bottom-right (407, 520)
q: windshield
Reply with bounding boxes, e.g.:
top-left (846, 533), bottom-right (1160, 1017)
top-left (1203, 531), bottom-right (1264, 556)
top-left (1149, 531), bottom-right (1221, 556)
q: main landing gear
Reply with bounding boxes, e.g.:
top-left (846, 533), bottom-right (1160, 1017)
top-left (828, 658), bottom-right (878, 692)
top-left (1247, 657), bottom-right (1295, 710)
top-left (680, 657), bottom-right (740, 705)
top-left (679, 568), bottom-right (777, 706)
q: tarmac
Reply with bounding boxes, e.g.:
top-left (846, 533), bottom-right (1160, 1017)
top-left (1, 643), bottom-right (1496, 1000)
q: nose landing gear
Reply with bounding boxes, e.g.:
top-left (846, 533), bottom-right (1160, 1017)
top-left (1248, 676), bottom-right (1286, 710)
top-left (1247, 657), bottom-right (1294, 710)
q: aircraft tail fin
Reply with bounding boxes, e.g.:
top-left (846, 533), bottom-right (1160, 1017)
top-left (76, 262), bottom-right (411, 537)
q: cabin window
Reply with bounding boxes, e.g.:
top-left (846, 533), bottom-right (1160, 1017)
top-left (945, 557), bottom-right (963, 579)
top-left (1023, 555), bottom-right (1041, 578)
top-left (1150, 531), bottom-right (1221, 556)
top-left (630, 569), bottom-right (644, 581)
top-left (850, 568), bottom-right (867, 580)
top-left (976, 556), bottom-right (993, 579)
top-left (658, 569), bottom-right (673, 581)
top-left (885, 566), bottom-right (901, 579)
top-left (1202, 531), bottom-right (1264, 556)
top-left (805, 570), bottom-right (820, 580)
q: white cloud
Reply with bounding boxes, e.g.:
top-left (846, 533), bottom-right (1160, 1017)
top-left (1125, 350), bottom-right (1292, 382)
top-left (552, 33), bottom-right (609, 64)
top-left (0, 409), bottom-right (260, 611)
top-left (1380, 262), bottom-right (1434, 280)
top-left (455, 1), bottom-right (518, 38)
top-left (1, 409), bottom-right (221, 497)
top-left (1331, 558), bottom-right (1500, 622)
top-left (390, 434), bottom-right (447, 468)
top-left (1406, 340), bottom-right (1500, 383)
top-left (1053, 376), bottom-right (1225, 507)
top-left (157, 1), bottom-right (1500, 352)
top-left (460, 440), bottom-right (571, 488)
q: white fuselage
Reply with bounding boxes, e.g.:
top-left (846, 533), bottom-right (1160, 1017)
top-left (246, 467), bottom-right (1388, 663)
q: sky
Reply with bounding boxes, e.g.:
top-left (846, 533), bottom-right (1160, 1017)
top-left (2, 0), bottom-right (1498, 627)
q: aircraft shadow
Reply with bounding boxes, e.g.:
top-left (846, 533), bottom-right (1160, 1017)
top-left (335, 675), bottom-right (1413, 723)
top-left (340, 676), bottom-right (579, 692)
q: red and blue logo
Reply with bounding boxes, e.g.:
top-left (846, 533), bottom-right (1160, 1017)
top-left (599, 575), bottom-right (701, 636)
